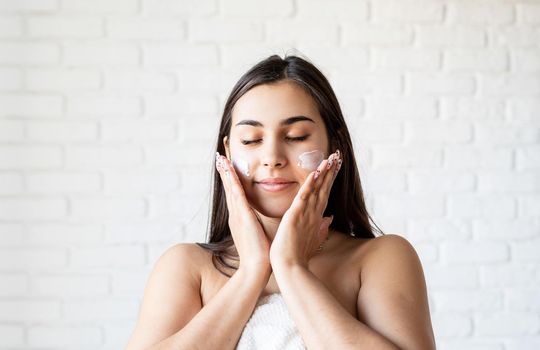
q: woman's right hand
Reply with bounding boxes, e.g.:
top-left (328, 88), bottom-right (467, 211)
top-left (215, 152), bottom-right (271, 274)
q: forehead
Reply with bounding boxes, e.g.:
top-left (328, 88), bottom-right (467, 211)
top-left (231, 81), bottom-right (323, 126)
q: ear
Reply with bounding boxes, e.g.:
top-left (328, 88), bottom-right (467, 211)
top-left (223, 135), bottom-right (230, 159)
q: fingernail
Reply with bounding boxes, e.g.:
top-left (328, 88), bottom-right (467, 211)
top-left (314, 169), bottom-right (320, 179)
top-left (336, 159), bottom-right (342, 171)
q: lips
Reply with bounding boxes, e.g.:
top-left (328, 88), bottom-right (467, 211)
top-left (256, 178), bottom-right (295, 192)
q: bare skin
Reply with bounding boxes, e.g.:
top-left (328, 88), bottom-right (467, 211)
top-left (125, 81), bottom-right (436, 350)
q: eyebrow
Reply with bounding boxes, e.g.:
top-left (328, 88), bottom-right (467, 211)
top-left (235, 115), bottom-right (315, 127)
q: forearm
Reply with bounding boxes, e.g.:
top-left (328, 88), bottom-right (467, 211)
top-left (150, 266), bottom-right (271, 350)
top-left (273, 263), bottom-right (399, 350)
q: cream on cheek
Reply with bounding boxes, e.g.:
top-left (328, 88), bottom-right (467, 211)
top-left (297, 149), bottom-right (325, 172)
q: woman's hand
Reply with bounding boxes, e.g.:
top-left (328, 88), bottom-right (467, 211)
top-left (215, 152), bottom-right (271, 274)
top-left (270, 150), bottom-right (343, 268)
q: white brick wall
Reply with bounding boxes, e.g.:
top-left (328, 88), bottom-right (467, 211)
top-left (0, 0), bottom-right (539, 349)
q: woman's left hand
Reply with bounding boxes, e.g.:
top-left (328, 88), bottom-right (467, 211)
top-left (270, 150), bottom-right (343, 268)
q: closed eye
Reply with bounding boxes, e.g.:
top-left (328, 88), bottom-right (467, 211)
top-left (241, 135), bottom-right (310, 145)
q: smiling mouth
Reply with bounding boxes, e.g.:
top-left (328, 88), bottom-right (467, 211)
top-left (256, 182), bottom-right (295, 192)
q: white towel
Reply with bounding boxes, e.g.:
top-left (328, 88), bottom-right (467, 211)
top-left (236, 293), bottom-right (306, 350)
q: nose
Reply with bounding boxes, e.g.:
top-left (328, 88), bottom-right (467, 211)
top-left (261, 141), bottom-right (287, 169)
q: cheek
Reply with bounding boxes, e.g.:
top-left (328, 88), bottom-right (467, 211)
top-left (296, 149), bottom-right (325, 172)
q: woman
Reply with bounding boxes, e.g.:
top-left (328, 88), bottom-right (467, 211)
top-left (126, 54), bottom-right (436, 350)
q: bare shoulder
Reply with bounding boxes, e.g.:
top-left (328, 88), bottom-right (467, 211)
top-left (125, 242), bottom-right (209, 350)
top-left (360, 233), bottom-right (418, 265)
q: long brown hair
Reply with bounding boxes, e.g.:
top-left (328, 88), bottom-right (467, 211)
top-left (197, 54), bottom-right (384, 276)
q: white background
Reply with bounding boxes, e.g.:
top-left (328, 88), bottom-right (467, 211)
top-left (0, 0), bottom-right (539, 349)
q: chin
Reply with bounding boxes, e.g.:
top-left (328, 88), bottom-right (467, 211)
top-left (248, 195), bottom-right (294, 219)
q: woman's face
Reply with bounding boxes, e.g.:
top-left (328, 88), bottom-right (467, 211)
top-left (224, 81), bottom-right (330, 218)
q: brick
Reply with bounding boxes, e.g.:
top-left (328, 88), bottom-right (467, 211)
top-left (431, 313), bottom-right (472, 337)
top-left (480, 264), bottom-right (538, 287)
top-left (296, 0), bottom-right (369, 21)
top-left (64, 43), bottom-right (139, 66)
top-left (481, 73), bottom-right (540, 96)
top-left (407, 73), bottom-right (476, 95)
top-left (333, 71), bottom-right (402, 95)
top-left (0, 94), bottom-right (62, 117)
top-left (104, 69), bottom-right (175, 91)
top-left (0, 0), bottom-right (58, 12)
top-left (0, 171), bottom-right (23, 194)
top-left (142, 0), bottom-right (217, 16)
top-left (267, 20), bottom-right (339, 44)
top-left (352, 121), bottom-right (402, 143)
top-left (365, 96), bottom-right (438, 120)
top-left (372, 0), bottom-right (443, 22)
top-left (70, 245), bottom-right (145, 268)
top-left (448, 194), bottom-right (516, 220)
top-left (506, 338), bottom-right (540, 350)
top-left (62, 0), bottom-right (138, 13)
top-left (404, 121), bottom-right (472, 144)
top-left (0, 223), bottom-right (24, 246)
top-left (0, 198), bottom-right (67, 220)
top-left (511, 49), bottom-right (540, 71)
top-left (65, 145), bottom-right (143, 168)
top-left (475, 122), bottom-right (540, 145)
top-left (408, 169), bottom-right (475, 193)
top-left (436, 340), bottom-right (504, 350)
top-left (70, 197), bottom-right (146, 220)
top-left (107, 18), bottom-right (185, 39)
top-left (110, 271), bottom-right (148, 296)
top-left (474, 218), bottom-right (540, 241)
top-left (476, 312), bottom-right (540, 336)
top-left (0, 17), bottom-right (22, 37)
top-left (434, 290), bottom-right (503, 311)
top-left (101, 120), bottom-right (176, 141)
top-left (286, 46), bottom-right (369, 73)
top-left (145, 95), bottom-right (217, 115)
top-left (509, 97), bottom-right (540, 122)
top-left (407, 219), bottom-right (471, 242)
top-left (26, 69), bottom-right (101, 90)
top-left (373, 48), bottom-right (440, 70)
top-left (67, 95), bottom-right (141, 117)
top-left (63, 298), bottom-right (138, 321)
top-left (104, 221), bottom-right (180, 244)
top-left (517, 4), bottom-right (540, 24)
top-left (0, 301), bottom-right (60, 323)
top-left (506, 289), bottom-right (540, 311)
top-left (440, 97), bottom-right (505, 121)
top-left (511, 237), bottom-right (540, 261)
top-left (0, 120), bottom-right (24, 141)
top-left (144, 142), bottom-right (219, 166)
top-left (0, 68), bottom-right (21, 90)
top-left (417, 25), bottom-right (486, 47)
top-left (444, 49), bottom-right (508, 71)
top-left (478, 171), bottom-right (540, 193)
top-left (372, 145), bottom-right (443, 168)
top-left (103, 170), bottom-right (179, 194)
top-left (143, 44), bottom-right (218, 66)
top-left (26, 223), bottom-right (103, 246)
top-left (425, 265), bottom-right (478, 289)
top-left (441, 241), bottom-right (509, 264)
top-left (225, 0), bottom-right (294, 17)
top-left (0, 247), bottom-right (68, 270)
top-left (372, 194), bottom-right (445, 219)
top-left (0, 274), bottom-right (28, 296)
top-left (445, 146), bottom-right (513, 170)
top-left (26, 121), bottom-right (99, 141)
top-left (0, 42), bottom-right (59, 64)
top-left (26, 171), bottom-right (101, 193)
top-left (28, 326), bottom-right (102, 347)
top-left (489, 26), bottom-right (540, 47)
top-left (176, 67), bottom-right (235, 93)
top-left (343, 23), bottom-right (413, 45)
top-left (189, 19), bottom-right (264, 43)
top-left (447, 3), bottom-right (514, 24)
top-left (516, 146), bottom-right (540, 170)
top-left (0, 145), bottom-right (63, 169)
top-left (31, 274), bottom-right (108, 296)
top-left (0, 325), bottom-right (24, 346)
top-left (27, 16), bottom-right (103, 38)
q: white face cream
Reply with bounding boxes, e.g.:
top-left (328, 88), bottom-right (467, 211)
top-left (231, 157), bottom-right (251, 177)
top-left (297, 150), bottom-right (325, 172)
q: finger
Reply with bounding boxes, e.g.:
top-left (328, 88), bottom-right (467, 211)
top-left (288, 169), bottom-right (317, 213)
top-left (216, 153), bottom-right (250, 209)
top-left (318, 152), bottom-right (340, 205)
